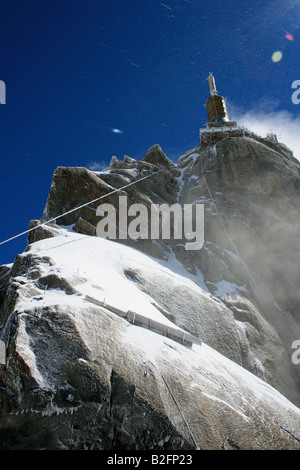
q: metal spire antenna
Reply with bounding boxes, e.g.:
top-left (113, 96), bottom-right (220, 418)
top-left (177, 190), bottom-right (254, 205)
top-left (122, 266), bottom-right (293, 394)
top-left (200, 73), bottom-right (239, 146)
top-left (207, 72), bottom-right (217, 96)
top-left (205, 73), bottom-right (229, 123)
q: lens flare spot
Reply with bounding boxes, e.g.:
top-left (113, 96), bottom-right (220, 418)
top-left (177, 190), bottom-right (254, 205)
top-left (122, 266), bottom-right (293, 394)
top-left (112, 128), bottom-right (124, 134)
top-left (285, 33), bottom-right (294, 41)
top-left (271, 51), bottom-right (283, 63)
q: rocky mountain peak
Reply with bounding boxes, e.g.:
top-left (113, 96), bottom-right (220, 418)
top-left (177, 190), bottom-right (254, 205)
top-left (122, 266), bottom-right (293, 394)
top-left (0, 134), bottom-right (300, 450)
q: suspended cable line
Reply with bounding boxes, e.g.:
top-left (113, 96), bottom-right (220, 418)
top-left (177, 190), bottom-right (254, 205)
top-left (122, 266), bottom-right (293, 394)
top-left (0, 169), bottom-right (161, 247)
top-left (199, 149), bottom-right (283, 315)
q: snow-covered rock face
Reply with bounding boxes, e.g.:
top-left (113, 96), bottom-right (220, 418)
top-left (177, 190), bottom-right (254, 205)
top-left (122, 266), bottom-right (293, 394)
top-left (1, 138), bottom-right (300, 449)
top-left (177, 137), bottom-right (300, 407)
top-left (1, 232), bottom-right (300, 450)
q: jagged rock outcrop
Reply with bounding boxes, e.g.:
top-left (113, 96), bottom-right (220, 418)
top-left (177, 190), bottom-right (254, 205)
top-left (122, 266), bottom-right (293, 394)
top-left (1, 135), bottom-right (300, 450)
top-left (177, 136), bottom-right (300, 405)
top-left (40, 145), bottom-right (181, 260)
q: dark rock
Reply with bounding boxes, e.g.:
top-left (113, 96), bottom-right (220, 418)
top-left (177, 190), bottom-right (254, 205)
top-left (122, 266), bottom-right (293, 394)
top-left (27, 220), bottom-right (59, 245)
top-left (143, 144), bottom-right (174, 168)
top-left (37, 274), bottom-right (77, 295)
top-left (73, 217), bottom-right (96, 237)
top-left (178, 135), bottom-right (300, 405)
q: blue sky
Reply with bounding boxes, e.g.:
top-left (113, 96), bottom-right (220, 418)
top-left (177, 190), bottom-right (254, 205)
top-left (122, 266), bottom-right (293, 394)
top-left (0, 0), bottom-right (300, 265)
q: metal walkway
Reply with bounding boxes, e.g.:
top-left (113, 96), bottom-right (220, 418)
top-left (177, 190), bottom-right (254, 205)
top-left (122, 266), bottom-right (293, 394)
top-left (85, 295), bottom-right (202, 348)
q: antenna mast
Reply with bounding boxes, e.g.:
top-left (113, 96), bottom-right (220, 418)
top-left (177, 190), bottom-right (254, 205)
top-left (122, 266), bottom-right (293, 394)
top-left (208, 72), bottom-right (217, 96)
